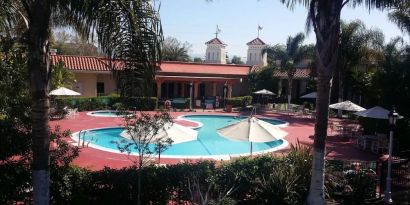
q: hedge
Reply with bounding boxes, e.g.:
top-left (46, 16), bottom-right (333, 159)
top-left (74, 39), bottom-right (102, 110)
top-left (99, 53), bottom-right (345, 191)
top-left (226, 96), bottom-right (252, 108)
top-left (55, 96), bottom-right (157, 111)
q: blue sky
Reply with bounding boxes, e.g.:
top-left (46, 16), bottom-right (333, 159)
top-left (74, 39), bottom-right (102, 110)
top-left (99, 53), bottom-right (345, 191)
top-left (159, 0), bottom-right (407, 59)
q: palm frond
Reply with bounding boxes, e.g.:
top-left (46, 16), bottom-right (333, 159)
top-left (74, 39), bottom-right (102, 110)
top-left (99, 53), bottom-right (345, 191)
top-left (388, 2), bottom-right (410, 35)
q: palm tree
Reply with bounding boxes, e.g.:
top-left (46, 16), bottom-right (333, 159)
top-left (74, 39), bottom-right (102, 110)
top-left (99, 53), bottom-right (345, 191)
top-left (162, 36), bottom-right (191, 62)
top-left (264, 33), bottom-right (312, 109)
top-left (0, 1), bottom-right (162, 204)
top-left (389, 2), bottom-right (410, 35)
top-left (336, 20), bottom-right (384, 116)
top-left (277, 1), bottom-right (401, 204)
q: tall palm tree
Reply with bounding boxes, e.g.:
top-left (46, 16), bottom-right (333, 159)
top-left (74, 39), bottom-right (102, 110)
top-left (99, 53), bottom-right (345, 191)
top-left (265, 33), bottom-right (310, 109)
top-left (277, 1), bottom-right (401, 204)
top-left (336, 20), bottom-right (384, 116)
top-left (162, 36), bottom-right (191, 62)
top-left (0, 1), bottom-right (162, 204)
top-left (389, 2), bottom-right (410, 35)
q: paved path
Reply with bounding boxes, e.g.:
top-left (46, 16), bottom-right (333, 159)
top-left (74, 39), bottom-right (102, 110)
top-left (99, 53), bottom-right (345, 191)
top-left (50, 110), bottom-right (377, 170)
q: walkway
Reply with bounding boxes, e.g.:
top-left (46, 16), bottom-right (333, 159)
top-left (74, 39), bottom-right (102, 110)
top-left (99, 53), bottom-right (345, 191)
top-left (50, 110), bottom-right (377, 170)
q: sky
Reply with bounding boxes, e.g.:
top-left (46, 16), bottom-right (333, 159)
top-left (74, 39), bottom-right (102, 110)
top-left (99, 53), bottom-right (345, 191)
top-left (159, 0), bottom-right (408, 60)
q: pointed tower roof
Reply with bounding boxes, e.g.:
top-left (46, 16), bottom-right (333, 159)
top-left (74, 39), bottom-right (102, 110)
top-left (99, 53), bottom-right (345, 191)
top-left (205, 37), bottom-right (226, 45)
top-left (246, 37), bottom-right (266, 46)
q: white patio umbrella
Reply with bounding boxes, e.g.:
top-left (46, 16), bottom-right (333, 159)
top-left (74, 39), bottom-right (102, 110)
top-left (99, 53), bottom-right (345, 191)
top-left (121, 122), bottom-right (198, 163)
top-left (217, 116), bottom-right (287, 155)
top-left (121, 122), bottom-right (198, 144)
top-left (253, 89), bottom-right (275, 95)
top-left (253, 89), bottom-right (275, 105)
top-left (300, 92), bottom-right (317, 99)
top-left (354, 106), bottom-right (404, 119)
top-left (329, 100), bottom-right (365, 112)
top-left (50, 87), bottom-right (81, 96)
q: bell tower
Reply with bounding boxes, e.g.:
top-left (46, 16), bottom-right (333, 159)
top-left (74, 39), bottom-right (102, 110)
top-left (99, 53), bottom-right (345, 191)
top-left (246, 37), bottom-right (267, 66)
top-left (205, 26), bottom-right (227, 64)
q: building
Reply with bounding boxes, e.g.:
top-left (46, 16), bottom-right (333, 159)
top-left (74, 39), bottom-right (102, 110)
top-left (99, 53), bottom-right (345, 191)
top-left (50, 35), bottom-right (311, 101)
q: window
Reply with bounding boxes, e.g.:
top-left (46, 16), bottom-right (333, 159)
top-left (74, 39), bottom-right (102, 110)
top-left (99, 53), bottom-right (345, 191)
top-left (249, 53), bottom-right (252, 61)
top-left (97, 82), bottom-right (105, 96)
top-left (207, 52), bottom-right (210, 60)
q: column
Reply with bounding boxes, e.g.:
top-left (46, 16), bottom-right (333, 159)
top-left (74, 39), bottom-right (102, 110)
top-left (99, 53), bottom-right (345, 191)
top-left (156, 80), bottom-right (162, 99)
top-left (212, 82), bottom-right (217, 96)
top-left (173, 82), bottom-right (178, 98)
top-left (227, 84), bottom-right (233, 98)
top-left (278, 79), bottom-right (282, 97)
top-left (194, 82), bottom-right (199, 99)
top-left (181, 83), bottom-right (186, 97)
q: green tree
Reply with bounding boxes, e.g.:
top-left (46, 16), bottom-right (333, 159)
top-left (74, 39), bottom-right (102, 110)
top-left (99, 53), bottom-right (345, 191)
top-left (278, 1), bottom-right (401, 204)
top-left (0, 1), bottom-right (162, 204)
top-left (248, 66), bottom-right (279, 95)
top-left (264, 33), bottom-right (311, 109)
top-left (230, 55), bottom-right (244, 64)
top-left (336, 20), bottom-right (384, 116)
top-left (116, 111), bottom-right (172, 205)
top-left (51, 31), bottom-right (102, 56)
top-left (162, 36), bottom-right (191, 62)
top-left (193, 57), bottom-right (203, 63)
top-left (389, 2), bottom-right (410, 35)
top-left (50, 61), bottom-right (76, 90)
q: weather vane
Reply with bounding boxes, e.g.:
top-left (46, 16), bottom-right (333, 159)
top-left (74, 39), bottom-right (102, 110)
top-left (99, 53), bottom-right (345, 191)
top-left (257, 24), bottom-right (263, 37)
top-left (215, 25), bottom-right (221, 38)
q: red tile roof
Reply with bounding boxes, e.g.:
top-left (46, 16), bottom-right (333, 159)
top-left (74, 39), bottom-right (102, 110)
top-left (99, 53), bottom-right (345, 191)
top-left (51, 55), bottom-right (110, 71)
top-left (273, 68), bottom-right (311, 79)
top-left (205, 37), bottom-right (226, 45)
top-left (246, 37), bottom-right (266, 46)
top-left (50, 55), bottom-right (251, 76)
top-left (158, 61), bottom-right (251, 76)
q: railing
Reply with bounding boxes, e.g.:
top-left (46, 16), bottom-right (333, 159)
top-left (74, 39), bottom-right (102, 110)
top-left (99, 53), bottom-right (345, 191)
top-left (380, 157), bottom-right (410, 196)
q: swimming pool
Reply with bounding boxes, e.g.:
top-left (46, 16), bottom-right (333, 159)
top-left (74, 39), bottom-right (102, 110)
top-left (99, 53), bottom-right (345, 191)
top-left (73, 115), bottom-right (289, 159)
top-left (86, 110), bottom-right (132, 117)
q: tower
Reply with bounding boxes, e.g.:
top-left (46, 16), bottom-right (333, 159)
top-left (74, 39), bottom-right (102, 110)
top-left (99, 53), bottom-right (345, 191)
top-left (246, 37), bottom-right (267, 66)
top-left (204, 37), bottom-right (227, 64)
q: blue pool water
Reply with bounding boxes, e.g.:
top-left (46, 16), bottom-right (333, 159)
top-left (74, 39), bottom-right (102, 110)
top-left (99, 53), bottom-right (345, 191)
top-left (80, 115), bottom-right (287, 157)
top-left (87, 110), bottom-right (132, 117)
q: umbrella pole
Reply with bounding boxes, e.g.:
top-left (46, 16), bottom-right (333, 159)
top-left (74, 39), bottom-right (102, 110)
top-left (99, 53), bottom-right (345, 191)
top-left (250, 142), bottom-right (253, 156)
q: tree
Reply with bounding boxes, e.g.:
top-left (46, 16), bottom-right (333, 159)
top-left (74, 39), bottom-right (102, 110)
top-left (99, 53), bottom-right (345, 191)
top-left (50, 61), bottom-right (76, 90)
top-left (230, 55), bottom-right (244, 64)
top-left (50, 31), bottom-right (102, 56)
top-left (336, 20), bottom-right (384, 116)
top-left (264, 33), bottom-right (311, 109)
top-left (389, 2), bottom-right (410, 35)
top-left (193, 57), bottom-right (203, 63)
top-left (0, 1), bottom-right (162, 204)
top-left (278, 1), bottom-right (401, 204)
top-left (116, 111), bottom-right (173, 205)
top-left (162, 36), bottom-right (191, 62)
top-left (248, 66), bottom-right (279, 95)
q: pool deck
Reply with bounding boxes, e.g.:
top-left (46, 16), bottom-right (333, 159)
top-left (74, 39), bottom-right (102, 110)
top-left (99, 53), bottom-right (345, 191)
top-left (50, 110), bottom-right (378, 171)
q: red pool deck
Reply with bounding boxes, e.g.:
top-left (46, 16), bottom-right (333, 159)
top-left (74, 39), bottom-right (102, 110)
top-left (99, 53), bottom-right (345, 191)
top-left (50, 111), bottom-right (378, 171)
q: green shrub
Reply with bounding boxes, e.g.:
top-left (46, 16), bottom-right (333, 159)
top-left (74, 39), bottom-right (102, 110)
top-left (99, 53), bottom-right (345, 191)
top-left (56, 96), bottom-right (157, 111)
top-left (226, 96), bottom-right (252, 108)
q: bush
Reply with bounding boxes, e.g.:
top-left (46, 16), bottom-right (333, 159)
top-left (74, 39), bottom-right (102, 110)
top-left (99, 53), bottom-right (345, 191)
top-left (226, 96), bottom-right (252, 108)
top-left (56, 96), bottom-right (157, 111)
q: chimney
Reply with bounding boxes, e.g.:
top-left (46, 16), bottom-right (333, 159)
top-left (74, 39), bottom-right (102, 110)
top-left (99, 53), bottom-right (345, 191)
top-left (50, 49), bottom-right (57, 55)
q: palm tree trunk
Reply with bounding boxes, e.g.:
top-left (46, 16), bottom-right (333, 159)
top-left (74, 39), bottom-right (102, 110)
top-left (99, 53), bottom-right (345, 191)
top-left (287, 77), bottom-right (293, 111)
top-left (337, 69), bottom-right (343, 117)
top-left (28, 1), bottom-right (52, 204)
top-left (307, 1), bottom-right (343, 205)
